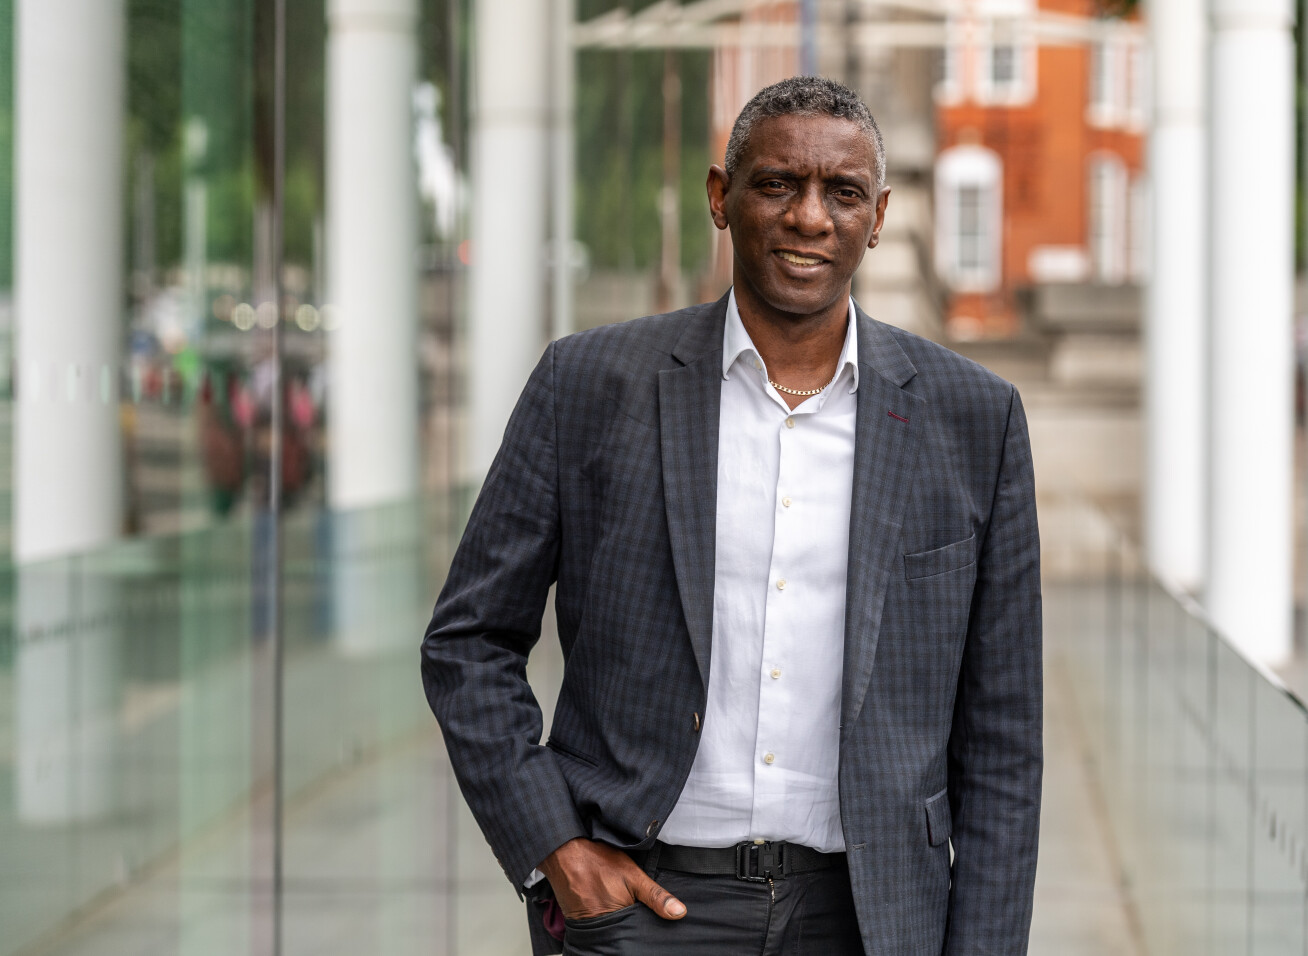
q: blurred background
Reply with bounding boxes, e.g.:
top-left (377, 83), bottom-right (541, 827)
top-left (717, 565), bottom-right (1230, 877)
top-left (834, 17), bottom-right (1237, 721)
top-left (1, 0), bottom-right (1307, 953)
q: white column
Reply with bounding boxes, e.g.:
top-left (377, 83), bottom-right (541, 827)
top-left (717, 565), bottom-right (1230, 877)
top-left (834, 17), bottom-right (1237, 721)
top-left (1144, 0), bottom-right (1207, 593)
top-left (550, 0), bottom-right (576, 343)
top-left (326, 0), bottom-right (420, 510)
top-left (326, 0), bottom-right (421, 655)
top-left (13, 0), bottom-right (126, 821)
top-left (469, 0), bottom-right (552, 478)
top-left (14, 0), bottom-right (123, 561)
top-left (1207, 0), bottom-right (1296, 662)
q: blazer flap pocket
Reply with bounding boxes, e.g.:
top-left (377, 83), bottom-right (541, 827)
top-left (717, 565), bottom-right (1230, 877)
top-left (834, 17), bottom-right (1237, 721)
top-left (546, 737), bottom-right (599, 768)
top-left (925, 787), bottom-right (952, 847)
top-left (904, 534), bottom-right (976, 580)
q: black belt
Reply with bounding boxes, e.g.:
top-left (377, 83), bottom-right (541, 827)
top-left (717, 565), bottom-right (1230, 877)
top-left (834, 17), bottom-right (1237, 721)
top-left (634, 840), bottom-right (845, 883)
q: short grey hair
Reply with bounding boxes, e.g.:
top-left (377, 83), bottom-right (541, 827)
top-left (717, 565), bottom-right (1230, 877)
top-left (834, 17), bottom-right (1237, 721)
top-left (724, 76), bottom-right (886, 190)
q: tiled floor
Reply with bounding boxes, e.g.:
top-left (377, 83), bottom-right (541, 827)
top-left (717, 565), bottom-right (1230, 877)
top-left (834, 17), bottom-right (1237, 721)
top-left (1031, 653), bottom-right (1143, 955)
top-left (18, 645), bottom-right (1142, 956)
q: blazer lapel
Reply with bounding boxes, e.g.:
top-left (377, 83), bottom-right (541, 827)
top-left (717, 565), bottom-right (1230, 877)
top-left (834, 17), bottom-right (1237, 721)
top-left (658, 297), bottom-right (727, 690)
top-left (842, 308), bottom-right (925, 737)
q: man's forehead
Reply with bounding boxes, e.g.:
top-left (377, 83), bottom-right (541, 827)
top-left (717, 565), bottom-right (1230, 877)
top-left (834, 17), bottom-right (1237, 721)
top-left (734, 114), bottom-right (877, 176)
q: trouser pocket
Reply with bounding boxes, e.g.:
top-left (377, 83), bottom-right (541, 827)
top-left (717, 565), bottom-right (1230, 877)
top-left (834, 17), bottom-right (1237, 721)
top-left (562, 903), bottom-right (644, 955)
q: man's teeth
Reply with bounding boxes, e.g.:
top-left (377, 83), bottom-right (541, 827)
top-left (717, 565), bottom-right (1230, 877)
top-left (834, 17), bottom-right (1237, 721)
top-left (779, 251), bottom-right (822, 266)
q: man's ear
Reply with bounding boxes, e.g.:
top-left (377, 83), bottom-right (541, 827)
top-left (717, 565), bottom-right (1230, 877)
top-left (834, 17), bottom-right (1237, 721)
top-left (868, 186), bottom-right (891, 249)
top-left (706, 165), bottom-right (730, 231)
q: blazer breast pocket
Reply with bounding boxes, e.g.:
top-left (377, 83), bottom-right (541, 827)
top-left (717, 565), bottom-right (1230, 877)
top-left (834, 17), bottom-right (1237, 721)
top-left (925, 787), bottom-right (952, 847)
top-left (903, 534), bottom-right (976, 581)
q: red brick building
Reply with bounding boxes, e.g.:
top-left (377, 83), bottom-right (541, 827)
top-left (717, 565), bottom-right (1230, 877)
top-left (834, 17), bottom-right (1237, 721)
top-left (934, 0), bottom-right (1146, 338)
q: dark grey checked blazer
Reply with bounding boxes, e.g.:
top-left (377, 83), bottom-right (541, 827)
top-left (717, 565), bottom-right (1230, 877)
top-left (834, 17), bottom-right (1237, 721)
top-left (421, 293), bottom-right (1042, 956)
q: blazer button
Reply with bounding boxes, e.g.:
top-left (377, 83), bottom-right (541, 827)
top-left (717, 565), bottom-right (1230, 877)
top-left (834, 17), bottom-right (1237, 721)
top-left (646, 819), bottom-right (659, 838)
top-left (692, 711), bottom-right (701, 733)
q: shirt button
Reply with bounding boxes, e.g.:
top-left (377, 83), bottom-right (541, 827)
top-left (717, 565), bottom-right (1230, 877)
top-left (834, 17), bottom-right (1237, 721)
top-left (776, 578), bottom-right (786, 590)
top-left (781, 496), bottom-right (792, 508)
top-left (785, 417), bottom-right (795, 429)
top-left (753, 358), bottom-right (762, 370)
top-left (763, 753), bottom-right (776, 765)
top-left (770, 667), bottom-right (781, 679)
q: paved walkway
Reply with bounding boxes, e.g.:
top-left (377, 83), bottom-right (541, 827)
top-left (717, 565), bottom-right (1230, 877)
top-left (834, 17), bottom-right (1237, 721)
top-left (20, 644), bottom-right (1143, 956)
top-left (1032, 652), bottom-right (1143, 955)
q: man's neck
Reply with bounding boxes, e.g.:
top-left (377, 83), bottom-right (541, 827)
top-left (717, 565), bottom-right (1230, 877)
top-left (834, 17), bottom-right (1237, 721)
top-left (736, 295), bottom-right (850, 408)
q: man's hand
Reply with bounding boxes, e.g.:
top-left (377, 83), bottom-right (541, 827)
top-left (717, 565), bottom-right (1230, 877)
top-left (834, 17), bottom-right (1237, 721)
top-left (538, 838), bottom-right (686, 921)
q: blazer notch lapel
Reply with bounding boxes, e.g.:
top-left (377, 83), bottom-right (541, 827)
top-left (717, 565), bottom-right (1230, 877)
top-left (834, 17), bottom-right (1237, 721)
top-left (658, 301), bottom-right (726, 689)
top-left (841, 348), bottom-right (926, 737)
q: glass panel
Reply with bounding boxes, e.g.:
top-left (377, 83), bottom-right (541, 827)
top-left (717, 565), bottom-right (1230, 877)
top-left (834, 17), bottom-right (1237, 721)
top-left (1249, 678), bottom-right (1307, 954)
top-left (4, 0), bottom-right (1297, 952)
top-left (1208, 632), bottom-right (1253, 953)
top-left (1041, 493), bottom-right (1308, 955)
top-left (279, 502), bottom-right (453, 953)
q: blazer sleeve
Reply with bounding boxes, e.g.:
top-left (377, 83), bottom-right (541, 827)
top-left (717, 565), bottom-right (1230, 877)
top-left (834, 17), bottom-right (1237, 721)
top-left (420, 342), bottom-right (587, 890)
top-left (943, 384), bottom-right (1043, 955)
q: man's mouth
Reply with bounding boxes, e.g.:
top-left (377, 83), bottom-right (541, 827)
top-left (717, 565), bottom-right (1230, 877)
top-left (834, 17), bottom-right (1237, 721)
top-left (777, 251), bottom-right (825, 266)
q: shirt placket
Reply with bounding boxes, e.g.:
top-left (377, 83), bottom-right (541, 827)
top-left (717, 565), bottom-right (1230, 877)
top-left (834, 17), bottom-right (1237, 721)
top-left (751, 402), bottom-right (804, 832)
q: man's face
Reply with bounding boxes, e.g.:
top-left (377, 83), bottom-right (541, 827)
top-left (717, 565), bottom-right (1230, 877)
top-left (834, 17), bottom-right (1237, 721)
top-left (708, 113), bottom-right (889, 325)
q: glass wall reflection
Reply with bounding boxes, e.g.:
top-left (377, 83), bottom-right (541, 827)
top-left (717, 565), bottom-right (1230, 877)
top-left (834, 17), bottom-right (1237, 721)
top-left (1, 0), bottom-right (469, 953)
top-left (0, 0), bottom-right (1212, 953)
top-left (0, 1), bottom-right (932, 954)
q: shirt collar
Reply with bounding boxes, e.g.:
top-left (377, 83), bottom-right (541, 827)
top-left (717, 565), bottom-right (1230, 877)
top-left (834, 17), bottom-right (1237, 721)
top-left (721, 288), bottom-right (861, 393)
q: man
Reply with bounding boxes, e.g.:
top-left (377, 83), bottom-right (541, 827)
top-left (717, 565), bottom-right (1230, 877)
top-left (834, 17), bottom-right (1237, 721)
top-left (422, 76), bottom-right (1042, 956)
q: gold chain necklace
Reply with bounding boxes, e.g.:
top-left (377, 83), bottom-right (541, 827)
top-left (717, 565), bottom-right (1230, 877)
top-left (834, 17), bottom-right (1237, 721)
top-left (769, 372), bottom-right (838, 397)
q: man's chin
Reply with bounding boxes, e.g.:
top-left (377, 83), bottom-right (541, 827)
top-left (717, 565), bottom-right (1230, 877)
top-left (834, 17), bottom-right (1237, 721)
top-left (753, 288), bottom-right (849, 323)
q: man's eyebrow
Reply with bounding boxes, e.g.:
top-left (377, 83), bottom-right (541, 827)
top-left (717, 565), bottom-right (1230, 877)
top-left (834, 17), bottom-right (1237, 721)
top-left (827, 173), bottom-right (872, 189)
top-left (749, 166), bottom-right (871, 189)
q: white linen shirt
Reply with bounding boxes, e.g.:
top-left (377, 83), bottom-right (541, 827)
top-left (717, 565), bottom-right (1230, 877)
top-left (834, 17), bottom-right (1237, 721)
top-left (659, 289), bottom-right (858, 853)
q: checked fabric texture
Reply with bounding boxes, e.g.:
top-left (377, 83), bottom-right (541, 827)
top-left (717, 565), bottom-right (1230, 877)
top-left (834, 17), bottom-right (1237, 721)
top-left (421, 294), bottom-right (1043, 956)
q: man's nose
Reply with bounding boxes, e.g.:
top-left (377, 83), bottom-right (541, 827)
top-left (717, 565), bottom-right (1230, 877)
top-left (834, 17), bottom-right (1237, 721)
top-left (788, 185), bottom-right (832, 234)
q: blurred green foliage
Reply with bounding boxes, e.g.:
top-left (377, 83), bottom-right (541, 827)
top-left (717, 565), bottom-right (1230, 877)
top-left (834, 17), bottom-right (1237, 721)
top-left (1299, 0), bottom-right (1307, 270)
top-left (575, 48), bottom-right (713, 272)
top-left (0, 0), bottom-right (11, 293)
top-left (2, 0), bottom-right (706, 297)
top-left (575, 2), bottom-right (714, 273)
top-left (122, 0), bottom-right (463, 284)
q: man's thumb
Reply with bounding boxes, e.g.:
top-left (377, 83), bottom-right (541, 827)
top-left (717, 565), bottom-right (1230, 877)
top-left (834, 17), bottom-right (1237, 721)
top-left (631, 872), bottom-right (686, 920)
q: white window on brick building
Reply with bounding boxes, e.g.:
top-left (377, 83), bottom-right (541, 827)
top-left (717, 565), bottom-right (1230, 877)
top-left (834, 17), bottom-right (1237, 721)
top-left (977, 20), bottom-right (1035, 105)
top-left (1126, 42), bottom-right (1148, 130)
top-left (936, 145), bottom-right (1003, 292)
top-left (1089, 154), bottom-right (1128, 283)
top-left (1088, 39), bottom-right (1122, 127)
top-left (1128, 175), bottom-right (1150, 283)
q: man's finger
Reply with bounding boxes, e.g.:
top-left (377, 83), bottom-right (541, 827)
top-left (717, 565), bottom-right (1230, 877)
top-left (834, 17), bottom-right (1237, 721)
top-left (629, 871), bottom-right (686, 920)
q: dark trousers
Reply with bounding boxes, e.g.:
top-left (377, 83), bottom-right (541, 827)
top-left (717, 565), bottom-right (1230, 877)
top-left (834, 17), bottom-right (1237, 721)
top-left (561, 854), bottom-right (865, 956)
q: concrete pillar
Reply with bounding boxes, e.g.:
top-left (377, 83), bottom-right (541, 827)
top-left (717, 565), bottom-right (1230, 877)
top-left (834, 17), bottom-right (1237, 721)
top-left (13, 0), bottom-right (123, 561)
top-left (550, 0), bottom-right (576, 343)
top-left (1207, 0), bottom-right (1296, 662)
top-left (1144, 0), bottom-right (1207, 593)
top-left (13, 0), bottom-right (125, 821)
top-left (326, 0), bottom-right (420, 510)
top-left (326, 0), bottom-right (421, 655)
top-left (469, 0), bottom-right (552, 477)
